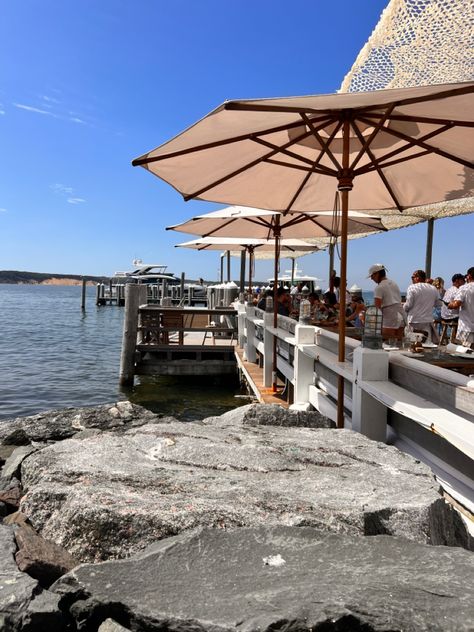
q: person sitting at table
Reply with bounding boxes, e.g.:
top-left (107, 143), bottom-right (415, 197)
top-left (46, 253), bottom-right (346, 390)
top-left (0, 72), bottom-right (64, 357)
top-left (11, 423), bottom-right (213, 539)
top-left (448, 266), bottom-right (474, 349)
top-left (257, 289), bottom-right (272, 310)
top-left (276, 287), bottom-right (291, 316)
top-left (346, 296), bottom-right (365, 328)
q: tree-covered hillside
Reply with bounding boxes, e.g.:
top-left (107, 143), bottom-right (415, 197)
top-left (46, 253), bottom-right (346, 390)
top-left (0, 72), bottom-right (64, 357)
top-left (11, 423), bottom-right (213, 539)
top-left (0, 270), bottom-right (110, 284)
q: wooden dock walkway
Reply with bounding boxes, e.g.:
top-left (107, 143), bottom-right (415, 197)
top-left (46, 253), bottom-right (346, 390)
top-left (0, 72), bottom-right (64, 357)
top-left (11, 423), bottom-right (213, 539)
top-left (234, 345), bottom-right (289, 407)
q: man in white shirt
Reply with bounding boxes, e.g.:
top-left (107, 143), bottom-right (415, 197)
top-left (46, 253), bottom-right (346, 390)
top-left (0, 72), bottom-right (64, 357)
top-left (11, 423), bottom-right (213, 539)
top-left (368, 264), bottom-right (405, 339)
top-left (404, 269), bottom-right (440, 341)
top-left (449, 267), bottom-right (474, 348)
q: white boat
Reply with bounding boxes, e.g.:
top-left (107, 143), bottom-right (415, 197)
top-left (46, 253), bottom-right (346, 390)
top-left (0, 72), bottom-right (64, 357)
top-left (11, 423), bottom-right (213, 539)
top-left (268, 263), bottom-right (322, 293)
top-left (114, 260), bottom-right (180, 284)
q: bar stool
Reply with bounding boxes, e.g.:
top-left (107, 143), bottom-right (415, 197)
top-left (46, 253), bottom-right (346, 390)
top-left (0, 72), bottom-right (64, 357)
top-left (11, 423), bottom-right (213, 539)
top-left (439, 319), bottom-right (458, 345)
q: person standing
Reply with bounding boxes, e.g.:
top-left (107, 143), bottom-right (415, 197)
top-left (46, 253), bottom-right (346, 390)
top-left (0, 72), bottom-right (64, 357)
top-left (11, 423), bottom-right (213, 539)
top-left (440, 273), bottom-right (465, 341)
top-left (449, 267), bottom-right (474, 349)
top-left (368, 264), bottom-right (405, 338)
top-left (404, 269), bottom-right (440, 341)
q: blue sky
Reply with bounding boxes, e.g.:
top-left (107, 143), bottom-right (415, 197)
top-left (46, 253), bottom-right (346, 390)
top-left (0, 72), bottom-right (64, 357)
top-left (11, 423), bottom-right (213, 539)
top-left (0, 1), bottom-right (472, 291)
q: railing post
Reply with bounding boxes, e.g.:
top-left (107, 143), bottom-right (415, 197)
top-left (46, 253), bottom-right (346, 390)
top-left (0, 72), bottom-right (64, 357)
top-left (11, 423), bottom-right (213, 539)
top-left (293, 324), bottom-right (315, 408)
top-left (352, 347), bottom-right (388, 442)
top-left (263, 311), bottom-right (273, 387)
top-left (244, 304), bottom-right (256, 361)
top-left (119, 284), bottom-right (147, 386)
top-left (237, 301), bottom-right (247, 350)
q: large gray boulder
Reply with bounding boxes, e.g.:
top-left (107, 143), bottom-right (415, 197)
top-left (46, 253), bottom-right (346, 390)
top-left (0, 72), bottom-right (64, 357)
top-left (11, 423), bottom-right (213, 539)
top-left (0, 401), bottom-right (160, 446)
top-left (206, 403), bottom-right (335, 428)
top-left (53, 526), bottom-right (474, 632)
top-left (19, 417), bottom-right (467, 562)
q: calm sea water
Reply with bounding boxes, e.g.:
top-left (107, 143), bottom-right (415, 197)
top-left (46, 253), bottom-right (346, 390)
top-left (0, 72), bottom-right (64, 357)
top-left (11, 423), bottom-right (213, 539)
top-left (0, 285), bottom-right (251, 422)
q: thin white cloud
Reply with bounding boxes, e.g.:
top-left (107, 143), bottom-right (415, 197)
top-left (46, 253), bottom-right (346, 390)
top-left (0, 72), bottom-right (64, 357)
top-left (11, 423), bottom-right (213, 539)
top-left (0, 109), bottom-right (5, 115)
top-left (67, 197), bottom-right (86, 205)
top-left (0, 208), bottom-right (7, 212)
top-left (41, 95), bottom-right (60, 104)
top-left (14, 103), bottom-right (56, 117)
top-left (51, 183), bottom-right (74, 195)
top-left (70, 117), bottom-right (85, 124)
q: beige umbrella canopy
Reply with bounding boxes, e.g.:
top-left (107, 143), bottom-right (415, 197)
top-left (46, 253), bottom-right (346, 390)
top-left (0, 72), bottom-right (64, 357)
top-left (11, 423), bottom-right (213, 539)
top-left (175, 236), bottom-right (320, 292)
top-left (134, 81), bottom-right (474, 427)
top-left (169, 205), bottom-right (385, 391)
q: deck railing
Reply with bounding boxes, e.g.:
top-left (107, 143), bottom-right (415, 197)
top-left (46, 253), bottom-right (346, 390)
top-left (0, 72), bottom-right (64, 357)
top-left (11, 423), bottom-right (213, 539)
top-left (239, 302), bottom-right (474, 511)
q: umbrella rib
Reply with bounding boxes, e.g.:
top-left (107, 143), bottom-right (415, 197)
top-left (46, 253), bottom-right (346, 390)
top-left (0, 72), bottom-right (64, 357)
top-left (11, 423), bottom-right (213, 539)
top-left (252, 136), bottom-right (336, 174)
top-left (350, 119), bottom-right (403, 212)
top-left (360, 149), bottom-right (432, 173)
top-left (353, 123), bottom-right (455, 175)
top-left (301, 114), bottom-right (342, 172)
top-left (183, 118), bottom-right (336, 201)
top-left (363, 112), bottom-right (474, 128)
top-left (264, 157), bottom-right (335, 177)
top-left (357, 116), bottom-right (473, 170)
top-left (132, 116), bottom-right (333, 166)
top-left (350, 104), bottom-right (395, 172)
top-left (283, 119), bottom-right (344, 214)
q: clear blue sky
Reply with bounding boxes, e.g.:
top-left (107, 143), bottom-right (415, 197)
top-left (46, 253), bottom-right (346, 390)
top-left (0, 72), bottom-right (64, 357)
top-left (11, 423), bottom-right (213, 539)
top-left (0, 1), bottom-right (472, 291)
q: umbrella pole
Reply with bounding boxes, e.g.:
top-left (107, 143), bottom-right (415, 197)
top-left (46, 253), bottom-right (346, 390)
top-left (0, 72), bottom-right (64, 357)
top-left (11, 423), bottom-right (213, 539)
top-left (291, 258), bottom-right (296, 286)
top-left (336, 119), bottom-right (352, 429)
top-left (425, 218), bottom-right (434, 279)
top-left (239, 250), bottom-right (246, 295)
top-left (248, 246), bottom-right (253, 296)
top-left (272, 217), bottom-right (281, 392)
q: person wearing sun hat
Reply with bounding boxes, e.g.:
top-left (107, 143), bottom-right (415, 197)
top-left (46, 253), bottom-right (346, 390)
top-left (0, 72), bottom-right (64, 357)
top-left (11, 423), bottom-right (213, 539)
top-left (368, 264), bottom-right (405, 339)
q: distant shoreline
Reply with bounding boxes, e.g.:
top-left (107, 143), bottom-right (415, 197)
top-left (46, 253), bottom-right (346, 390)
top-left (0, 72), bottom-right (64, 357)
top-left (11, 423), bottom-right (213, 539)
top-left (0, 270), bottom-right (109, 286)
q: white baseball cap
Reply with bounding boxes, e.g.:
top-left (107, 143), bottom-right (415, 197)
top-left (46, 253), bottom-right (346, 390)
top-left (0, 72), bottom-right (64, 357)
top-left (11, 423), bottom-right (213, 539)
top-left (367, 263), bottom-right (386, 277)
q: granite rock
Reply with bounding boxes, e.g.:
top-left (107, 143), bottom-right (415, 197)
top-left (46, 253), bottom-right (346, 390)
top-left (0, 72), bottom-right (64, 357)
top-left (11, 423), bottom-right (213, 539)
top-left (1, 446), bottom-right (38, 481)
top-left (0, 401), bottom-right (161, 446)
top-left (0, 524), bottom-right (38, 631)
top-left (19, 418), bottom-right (467, 562)
top-left (52, 526), bottom-right (474, 632)
top-left (204, 403), bottom-right (335, 428)
top-left (15, 523), bottom-right (79, 587)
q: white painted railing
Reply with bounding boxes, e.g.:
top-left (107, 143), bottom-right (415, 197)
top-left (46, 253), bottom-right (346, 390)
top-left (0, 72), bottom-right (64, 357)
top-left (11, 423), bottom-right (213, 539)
top-left (239, 303), bottom-right (474, 514)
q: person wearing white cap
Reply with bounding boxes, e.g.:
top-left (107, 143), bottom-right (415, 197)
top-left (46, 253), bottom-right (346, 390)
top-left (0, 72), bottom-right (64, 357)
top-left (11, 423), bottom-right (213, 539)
top-left (368, 264), bottom-right (405, 339)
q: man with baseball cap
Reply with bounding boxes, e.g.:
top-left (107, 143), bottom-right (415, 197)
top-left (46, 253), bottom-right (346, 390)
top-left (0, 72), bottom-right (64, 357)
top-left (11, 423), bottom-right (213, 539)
top-left (368, 264), bottom-right (405, 339)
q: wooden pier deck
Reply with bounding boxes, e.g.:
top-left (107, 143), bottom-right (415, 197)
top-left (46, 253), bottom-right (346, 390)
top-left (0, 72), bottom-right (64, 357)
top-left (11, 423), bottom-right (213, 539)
top-left (234, 345), bottom-right (289, 407)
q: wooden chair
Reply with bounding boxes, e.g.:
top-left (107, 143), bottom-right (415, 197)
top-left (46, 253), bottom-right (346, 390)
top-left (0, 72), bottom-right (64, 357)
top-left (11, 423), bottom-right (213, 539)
top-left (160, 310), bottom-right (184, 344)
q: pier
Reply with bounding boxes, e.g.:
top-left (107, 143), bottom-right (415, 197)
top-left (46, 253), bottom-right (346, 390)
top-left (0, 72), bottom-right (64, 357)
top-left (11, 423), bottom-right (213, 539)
top-left (119, 284), bottom-right (474, 519)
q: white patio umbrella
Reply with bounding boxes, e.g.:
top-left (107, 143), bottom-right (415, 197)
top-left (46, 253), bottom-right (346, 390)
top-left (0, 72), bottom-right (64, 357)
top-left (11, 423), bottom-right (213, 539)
top-left (134, 81), bottom-right (474, 426)
top-left (169, 205), bottom-right (386, 391)
top-left (175, 236), bottom-right (321, 294)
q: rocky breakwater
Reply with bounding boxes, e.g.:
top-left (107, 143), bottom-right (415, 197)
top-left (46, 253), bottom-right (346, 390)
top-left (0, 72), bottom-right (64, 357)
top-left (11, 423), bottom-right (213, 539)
top-left (0, 401), bottom-right (473, 631)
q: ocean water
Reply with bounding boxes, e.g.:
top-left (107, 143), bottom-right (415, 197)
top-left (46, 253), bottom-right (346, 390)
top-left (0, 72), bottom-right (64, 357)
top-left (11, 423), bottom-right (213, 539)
top-left (0, 285), bottom-right (251, 422)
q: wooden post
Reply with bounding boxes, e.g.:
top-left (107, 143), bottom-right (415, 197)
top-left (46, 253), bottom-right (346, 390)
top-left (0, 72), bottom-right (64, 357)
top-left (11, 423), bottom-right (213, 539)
top-left (240, 250), bottom-right (246, 294)
top-left (425, 218), bottom-right (434, 278)
top-left (81, 277), bottom-right (87, 310)
top-left (180, 272), bottom-right (185, 304)
top-left (329, 243), bottom-right (335, 291)
top-left (220, 253), bottom-right (224, 283)
top-left (119, 284), bottom-right (147, 386)
top-left (291, 258), bottom-right (296, 286)
top-left (95, 283), bottom-right (100, 305)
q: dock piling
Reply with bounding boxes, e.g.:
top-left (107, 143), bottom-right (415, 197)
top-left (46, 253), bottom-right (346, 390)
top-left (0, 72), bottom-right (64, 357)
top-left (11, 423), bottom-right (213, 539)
top-left (119, 284), bottom-right (147, 386)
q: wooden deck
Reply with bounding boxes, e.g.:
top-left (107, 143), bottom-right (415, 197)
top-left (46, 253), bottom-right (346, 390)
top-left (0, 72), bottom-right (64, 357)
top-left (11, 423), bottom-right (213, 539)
top-left (234, 345), bottom-right (289, 408)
